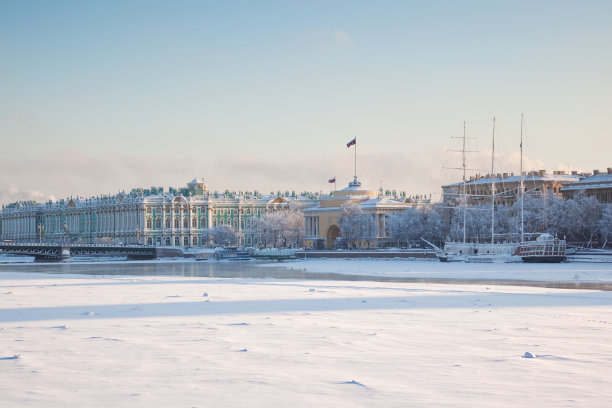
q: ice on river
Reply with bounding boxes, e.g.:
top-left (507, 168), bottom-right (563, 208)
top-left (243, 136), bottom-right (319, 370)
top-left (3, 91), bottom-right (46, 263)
top-left (271, 258), bottom-right (612, 283)
top-left (1, 266), bottom-right (612, 407)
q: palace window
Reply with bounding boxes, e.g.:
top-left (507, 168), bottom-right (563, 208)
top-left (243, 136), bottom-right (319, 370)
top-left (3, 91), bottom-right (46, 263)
top-left (183, 236), bottom-right (189, 247)
top-left (165, 218), bottom-right (171, 228)
top-left (174, 218), bottom-right (179, 228)
top-left (200, 216), bottom-right (206, 227)
top-left (156, 237), bottom-right (161, 245)
top-left (155, 218), bottom-right (161, 229)
top-left (174, 237), bottom-right (180, 246)
top-left (192, 236), bottom-right (198, 246)
top-left (183, 217), bottom-right (189, 228)
top-left (146, 206), bottom-right (151, 214)
top-left (165, 237), bottom-right (171, 246)
top-left (146, 237), bottom-right (153, 245)
top-left (146, 218), bottom-right (152, 229)
top-left (192, 218), bottom-right (197, 228)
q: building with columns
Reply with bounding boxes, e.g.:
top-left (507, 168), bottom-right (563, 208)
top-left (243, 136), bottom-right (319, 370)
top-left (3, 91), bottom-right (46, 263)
top-left (0, 178), bottom-right (308, 248)
top-left (303, 177), bottom-right (429, 249)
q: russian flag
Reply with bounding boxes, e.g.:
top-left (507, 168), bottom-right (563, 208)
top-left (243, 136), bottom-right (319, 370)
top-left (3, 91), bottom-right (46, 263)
top-left (328, 177), bottom-right (336, 183)
top-left (346, 138), bottom-right (356, 148)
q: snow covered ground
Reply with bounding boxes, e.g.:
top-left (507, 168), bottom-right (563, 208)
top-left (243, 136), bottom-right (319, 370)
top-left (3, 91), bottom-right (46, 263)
top-left (2, 264), bottom-right (612, 407)
top-left (272, 258), bottom-right (612, 283)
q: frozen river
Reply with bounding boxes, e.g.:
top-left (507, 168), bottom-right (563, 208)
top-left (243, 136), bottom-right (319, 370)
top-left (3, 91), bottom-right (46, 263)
top-left (1, 258), bottom-right (612, 290)
top-left (3, 258), bottom-right (612, 407)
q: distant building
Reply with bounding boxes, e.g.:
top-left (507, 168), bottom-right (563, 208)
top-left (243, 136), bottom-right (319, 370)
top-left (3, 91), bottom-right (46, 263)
top-left (0, 178), bottom-right (307, 247)
top-left (303, 177), bottom-right (430, 249)
top-left (441, 170), bottom-right (582, 205)
top-left (560, 168), bottom-right (612, 203)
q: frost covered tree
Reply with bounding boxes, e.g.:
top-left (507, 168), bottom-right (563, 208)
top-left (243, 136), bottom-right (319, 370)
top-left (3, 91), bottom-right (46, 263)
top-left (570, 191), bottom-right (602, 247)
top-left (253, 209), bottom-right (304, 248)
top-left (599, 204), bottom-right (612, 248)
top-left (386, 206), bottom-right (445, 247)
top-left (339, 201), bottom-right (363, 249)
top-left (210, 225), bottom-right (241, 247)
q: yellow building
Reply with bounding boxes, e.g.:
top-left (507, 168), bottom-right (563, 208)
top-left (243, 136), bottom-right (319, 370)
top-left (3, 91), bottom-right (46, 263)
top-left (303, 178), bottom-right (425, 249)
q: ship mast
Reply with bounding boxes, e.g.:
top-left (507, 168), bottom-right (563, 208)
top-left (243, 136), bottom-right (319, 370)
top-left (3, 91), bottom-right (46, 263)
top-left (520, 113), bottom-right (524, 243)
top-left (462, 122), bottom-right (467, 244)
top-left (491, 117), bottom-right (496, 244)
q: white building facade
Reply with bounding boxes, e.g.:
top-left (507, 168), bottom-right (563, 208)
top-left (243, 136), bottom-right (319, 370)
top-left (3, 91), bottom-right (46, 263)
top-left (0, 179), bottom-right (307, 247)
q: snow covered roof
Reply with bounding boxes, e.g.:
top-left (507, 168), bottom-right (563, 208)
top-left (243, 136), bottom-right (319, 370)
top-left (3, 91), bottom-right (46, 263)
top-left (443, 173), bottom-right (581, 188)
top-left (560, 171), bottom-right (612, 192)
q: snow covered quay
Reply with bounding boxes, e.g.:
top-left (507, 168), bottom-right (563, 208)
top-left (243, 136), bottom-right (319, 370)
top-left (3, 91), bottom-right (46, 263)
top-left (2, 263), bottom-right (612, 407)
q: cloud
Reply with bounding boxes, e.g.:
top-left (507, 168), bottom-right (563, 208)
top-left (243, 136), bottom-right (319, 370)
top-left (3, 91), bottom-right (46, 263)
top-left (0, 184), bottom-right (49, 204)
top-left (300, 28), bottom-right (354, 48)
top-left (0, 146), bottom-right (561, 206)
top-left (332, 30), bottom-right (352, 45)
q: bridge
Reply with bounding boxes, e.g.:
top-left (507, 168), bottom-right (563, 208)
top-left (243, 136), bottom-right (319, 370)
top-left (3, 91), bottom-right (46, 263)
top-left (0, 243), bottom-right (158, 262)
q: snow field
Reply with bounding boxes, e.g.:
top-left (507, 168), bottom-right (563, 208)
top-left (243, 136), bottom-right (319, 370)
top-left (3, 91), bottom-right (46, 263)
top-left (1, 272), bottom-right (612, 407)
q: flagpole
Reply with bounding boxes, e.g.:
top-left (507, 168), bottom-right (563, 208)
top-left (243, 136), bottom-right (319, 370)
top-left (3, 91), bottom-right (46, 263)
top-left (354, 137), bottom-right (357, 180)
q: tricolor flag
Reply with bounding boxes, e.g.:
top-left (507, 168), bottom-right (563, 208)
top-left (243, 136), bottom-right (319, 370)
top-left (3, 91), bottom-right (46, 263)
top-left (328, 177), bottom-right (336, 183)
top-left (346, 138), bottom-right (356, 148)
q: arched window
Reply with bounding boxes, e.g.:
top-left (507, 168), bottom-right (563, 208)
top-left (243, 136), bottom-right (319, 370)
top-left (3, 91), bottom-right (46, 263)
top-left (174, 236), bottom-right (180, 246)
top-left (192, 218), bottom-right (197, 228)
top-left (183, 217), bottom-right (189, 228)
top-left (233, 219), bottom-right (238, 228)
top-left (165, 237), bottom-right (171, 246)
top-left (220, 218), bottom-right (225, 225)
top-left (174, 218), bottom-right (179, 228)
top-left (156, 236), bottom-right (161, 245)
top-left (146, 218), bottom-right (152, 229)
top-left (146, 236), bottom-right (153, 245)
top-left (183, 236), bottom-right (189, 247)
top-left (155, 218), bottom-right (161, 229)
top-left (165, 218), bottom-right (171, 228)
top-left (200, 216), bottom-right (206, 227)
top-left (192, 236), bottom-right (198, 246)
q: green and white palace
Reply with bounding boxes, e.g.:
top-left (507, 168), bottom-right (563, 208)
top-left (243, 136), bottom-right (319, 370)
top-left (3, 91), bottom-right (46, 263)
top-left (0, 179), bottom-right (312, 248)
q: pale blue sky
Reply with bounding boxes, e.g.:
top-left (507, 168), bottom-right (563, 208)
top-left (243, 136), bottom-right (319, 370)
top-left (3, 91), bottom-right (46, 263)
top-left (1, 1), bottom-right (611, 202)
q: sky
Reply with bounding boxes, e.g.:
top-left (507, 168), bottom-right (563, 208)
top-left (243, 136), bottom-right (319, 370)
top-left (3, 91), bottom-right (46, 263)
top-left (1, 0), bottom-right (611, 204)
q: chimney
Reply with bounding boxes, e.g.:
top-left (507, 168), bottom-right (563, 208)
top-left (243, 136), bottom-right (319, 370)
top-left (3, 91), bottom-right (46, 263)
top-left (571, 170), bottom-right (578, 175)
top-left (608, 168), bottom-right (612, 174)
top-left (503, 173), bottom-right (508, 178)
top-left (594, 169), bottom-right (600, 175)
top-left (538, 169), bottom-right (546, 177)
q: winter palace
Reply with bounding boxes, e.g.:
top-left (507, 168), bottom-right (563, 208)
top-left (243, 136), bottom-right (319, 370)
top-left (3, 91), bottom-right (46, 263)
top-left (0, 179), bottom-right (306, 248)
